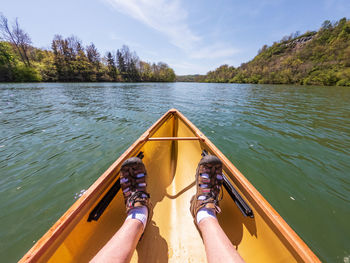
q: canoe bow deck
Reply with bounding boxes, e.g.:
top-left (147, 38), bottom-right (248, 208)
top-left (20, 109), bottom-right (320, 263)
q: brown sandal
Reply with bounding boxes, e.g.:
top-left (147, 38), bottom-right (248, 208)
top-left (190, 155), bottom-right (224, 221)
top-left (120, 157), bottom-right (152, 221)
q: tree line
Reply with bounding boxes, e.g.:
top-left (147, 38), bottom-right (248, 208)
top-left (0, 14), bottom-right (175, 82)
top-left (201, 17), bottom-right (350, 86)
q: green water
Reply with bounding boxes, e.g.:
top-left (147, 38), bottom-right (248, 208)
top-left (0, 82), bottom-right (349, 262)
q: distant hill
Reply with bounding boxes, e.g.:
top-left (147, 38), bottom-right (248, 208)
top-left (203, 17), bottom-right (350, 86)
top-left (176, 74), bottom-right (205, 82)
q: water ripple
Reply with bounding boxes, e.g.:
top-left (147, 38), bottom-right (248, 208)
top-left (0, 82), bottom-right (349, 262)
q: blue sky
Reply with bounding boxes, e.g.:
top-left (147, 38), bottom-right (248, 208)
top-left (2, 0), bottom-right (350, 75)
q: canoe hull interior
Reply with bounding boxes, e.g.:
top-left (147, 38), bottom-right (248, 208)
top-left (20, 109), bottom-right (319, 263)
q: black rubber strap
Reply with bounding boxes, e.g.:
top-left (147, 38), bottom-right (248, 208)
top-left (87, 178), bottom-right (121, 222)
top-left (223, 176), bottom-right (254, 218)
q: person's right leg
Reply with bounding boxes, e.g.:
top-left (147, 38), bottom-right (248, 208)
top-left (198, 217), bottom-right (244, 263)
top-left (190, 155), bottom-right (245, 263)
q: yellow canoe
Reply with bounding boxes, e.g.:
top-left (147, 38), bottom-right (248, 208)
top-left (20, 109), bottom-right (320, 263)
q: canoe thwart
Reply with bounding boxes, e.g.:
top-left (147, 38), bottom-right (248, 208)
top-left (201, 150), bottom-right (254, 218)
top-left (147, 137), bottom-right (200, 141)
top-left (87, 178), bottom-right (121, 222)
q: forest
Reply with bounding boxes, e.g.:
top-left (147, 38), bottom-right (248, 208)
top-left (201, 17), bottom-right (350, 86)
top-left (0, 14), bottom-right (176, 82)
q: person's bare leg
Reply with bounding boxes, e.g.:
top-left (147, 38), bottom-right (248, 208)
top-left (190, 155), bottom-right (245, 263)
top-left (90, 218), bottom-right (143, 263)
top-left (198, 216), bottom-right (245, 263)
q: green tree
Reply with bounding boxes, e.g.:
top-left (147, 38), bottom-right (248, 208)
top-left (0, 41), bottom-right (16, 81)
top-left (86, 43), bottom-right (102, 81)
top-left (116, 49), bottom-right (126, 80)
top-left (106, 52), bottom-right (117, 81)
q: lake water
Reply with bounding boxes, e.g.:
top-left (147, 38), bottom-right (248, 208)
top-left (0, 82), bottom-right (349, 262)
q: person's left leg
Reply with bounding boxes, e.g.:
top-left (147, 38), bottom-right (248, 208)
top-left (190, 155), bottom-right (245, 263)
top-left (198, 216), bottom-right (245, 263)
top-left (90, 157), bottom-right (151, 263)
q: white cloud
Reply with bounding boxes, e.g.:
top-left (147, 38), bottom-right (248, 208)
top-left (104, 0), bottom-right (200, 50)
top-left (103, 0), bottom-right (242, 75)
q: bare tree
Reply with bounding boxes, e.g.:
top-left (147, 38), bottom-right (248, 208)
top-left (86, 43), bottom-right (100, 66)
top-left (0, 13), bottom-right (32, 66)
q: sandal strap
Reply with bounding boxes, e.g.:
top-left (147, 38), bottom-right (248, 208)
top-left (126, 191), bottom-right (150, 209)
